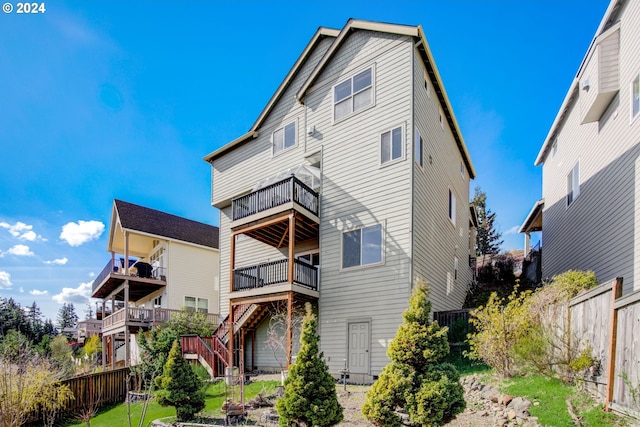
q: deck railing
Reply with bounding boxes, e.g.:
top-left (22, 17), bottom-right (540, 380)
top-left (233, 259), bottom-right (318, 292)
top-left (92, 258), bottom-right (167, 293)
top-left (102, 307), bottom-right (219, 331)
top-left (232, 176), bottom-right (319, 221)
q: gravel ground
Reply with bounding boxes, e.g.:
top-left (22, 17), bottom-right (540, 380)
top-left (245, 374), bottom-right (504, 426)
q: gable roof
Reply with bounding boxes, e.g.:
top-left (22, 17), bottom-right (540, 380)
top-left (535, 0), bottom-right (623, 166)
top-left (203, 26), bottom-right (340, 163)
top-left (204, 19), bottom-right (475, 179)
top-left (113, 199), bottom-right (219, 249)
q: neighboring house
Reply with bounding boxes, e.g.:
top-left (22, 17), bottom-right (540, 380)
top-left (203, 19), bottom-right (476, 382)
top-left (91, 199), bottom-right (220, 369)
top-left (521, 0), bottom-right (640, 295)
top-left (77, 319), bottom-right (102, 344)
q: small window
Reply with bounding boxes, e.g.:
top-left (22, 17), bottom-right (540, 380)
top-left (273, 122), bottom-right (296, 155)
top-left (439, 108), bottom-right (444, 129)
top-left (342, 224), bottom-right (383, 268)
top-left (460, 161), bottom-right (465, 178)
top-left (567, 162), bottom-right (580, 206)
top-left (454, 256), bottom-right (459, 280)
top-left (334, 67), bottom-right (373, 121)
top-left (448, 189), bottom-right (456, 225)
top-left (632, 72), bottom-right (640, 121)
top-left (552, 139), bottom-right (558, 157)
top-left (381, 126), bottom-right (403, 164)
top-left (185, 296), bottom-right (208, 313)
top-left (415, 129), bottom-right (423, 166)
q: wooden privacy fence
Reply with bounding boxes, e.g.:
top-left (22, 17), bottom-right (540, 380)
top-left (60, 367), bottom-right (135, 414)
top-left (551, 278), bottom-right (640, 419)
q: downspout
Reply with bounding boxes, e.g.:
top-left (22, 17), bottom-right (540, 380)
top-left (410, 38), bottom-right (418, 292)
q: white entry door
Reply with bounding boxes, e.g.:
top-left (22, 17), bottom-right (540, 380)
top-left (348, 322), bottom-right (370, 374)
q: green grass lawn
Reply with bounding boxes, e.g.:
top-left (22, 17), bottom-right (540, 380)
top-left (499, 376), bottom-right (628, 427)
top-left (62, 380), bottom-right (279, 427)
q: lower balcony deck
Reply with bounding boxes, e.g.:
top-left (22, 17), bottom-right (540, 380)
top-left (231, 259), bottom-right (319, 303)
top-left (101, 307), bottom-right (219, 334)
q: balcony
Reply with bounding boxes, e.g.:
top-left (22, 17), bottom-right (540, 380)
top-left (102, 307), bottom-right (219, 334)
top-left (91, 258), bottom-right (167, 301)
top-left (232, 259), bottom-right (319, 300)
top-left (232, 176), bottom-right (319, 224)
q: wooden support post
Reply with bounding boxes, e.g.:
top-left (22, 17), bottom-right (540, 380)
top-left (228, 301), bottom-right (234, 369)
top-left (124, 231), bottom-right (129, 275)
top-left (288, 213), bottom-right (295, 284)
top-left (101, 334), bottom-right (107, 368)
top-left (251, 330), bottom-right (256, 371)
top-left (605, 277), bottom-right (623, 411)
top-left (286, 292), bottom-right (294, 368)
top-left (230, 234), bottom-right (236, 294)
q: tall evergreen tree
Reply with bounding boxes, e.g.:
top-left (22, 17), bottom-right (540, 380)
top-left (362, 282), bottom-right (465, 426)
top-left (26, 301), bottom-right (44, 341)
top-left (276, 303), bottom-right (343, 427)
top-left (56, 303), bottom-right (78, 339)
top-left (472, 186), bottom-right (503, 264)
top-left (155, 340), bottom-right (205, 421)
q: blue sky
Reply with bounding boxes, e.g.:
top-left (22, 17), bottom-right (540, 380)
top-left (0, 0), bottom-right (610, 321)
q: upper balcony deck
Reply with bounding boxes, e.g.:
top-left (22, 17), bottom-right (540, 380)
top-left (91, 258), bottom-right (166, 301)
top-left (232, 176), bottom-right (319, 225)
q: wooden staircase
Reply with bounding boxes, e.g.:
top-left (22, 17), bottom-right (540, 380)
top-left (181, 303), bottom-right (269, 376)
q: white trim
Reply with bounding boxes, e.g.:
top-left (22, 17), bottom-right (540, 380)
top-left (340, 222), bottom-right (385, 271)
top-left (379, 123), bottom-right (406, 167)
top-left (332, 64), bottom-right (376, 124)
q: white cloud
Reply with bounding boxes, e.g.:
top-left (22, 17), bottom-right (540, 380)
top-left (59, 220), bottom-right (105, 246)
top-left (0, 221), bottom-right (45, 241)
top-left (504, 225), bottom-right (520, 235)
top-left (0, 271), bottom-right (12, 289)
top-left (19, 287), bottom-right (24, 293)
top-left (46, 257), bottom-right (69, 265)
top-left (52, 281), bottom-right (92, 305)
top-left (0, 244), bottom-right (35, 257)
top-left (30, 289), bottom-right (48, 296)
top-left (88, 272), bottom-right (95, 277)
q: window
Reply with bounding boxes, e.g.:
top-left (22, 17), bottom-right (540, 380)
top-left (448, 189), bottom-right (456, 225)
top-left (454, 257), bottom-right (459, 280)
top-left (334, 67), bottom-right (373, 121)
top-left (273, 122), bottom-right (296, 155)
top-left (185, 296), bottom-right (208, 313)
top-left (632, 73), bottom-right (640, 121)
top-left (460, 161), bottom-right (465, 178)
top-left (551, 139), bottom-right (558, 158)
top-left (567, 162), bottom-right (580, 206)
top-left (381, 126), bottom-right (403, 164)
top-left (342, 224), bottom-right (383, 268)
top-left (415, 129), bottom-right (423, 166)
top-left (439, 108), bottom-right (444, 129)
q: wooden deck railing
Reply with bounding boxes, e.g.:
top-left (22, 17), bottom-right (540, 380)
top-left (232, 176), bottom-right (319, 221)
top-left (102, 307), bottom-right (219, 331)
top-left (233, 259), bottom-right (318, 292)
top-left (181, 335), bottom-right (229, 377)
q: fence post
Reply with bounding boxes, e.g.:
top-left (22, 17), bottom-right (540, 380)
top-left (605, 277), bottom-right (624, 411)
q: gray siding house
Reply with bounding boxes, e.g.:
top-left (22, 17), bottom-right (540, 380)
top-left (521, 0), bottom-right (640, 295)
top-left (204, 19), bottom-right (476, 382)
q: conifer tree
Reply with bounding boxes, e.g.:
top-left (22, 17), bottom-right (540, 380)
top-left (276, 303), bottom-right (343, 427)
top-left (362, 282), bottom-right (465, 426)
top-left (155, 340), bottom-right (205, 422)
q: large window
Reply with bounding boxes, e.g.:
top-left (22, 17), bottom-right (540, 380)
top-left (334, 67), bottom-right (373, 121)
top-left (448, 189), bottom-right (456, 225)
top-left (415, 129), bottom-right (423, 166)
top-left (381, 126), bottom-right (403, 164)
top-left (273, 122), bottom-right (296, 155)
top-left (342, 224), bottom-right (383, 268)
top-left (185, 296), bottom-right (208, 313)
top-left (567, 162), bottom-right (580, 206)
top-left (632, 72), bottom-right (640, 121)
